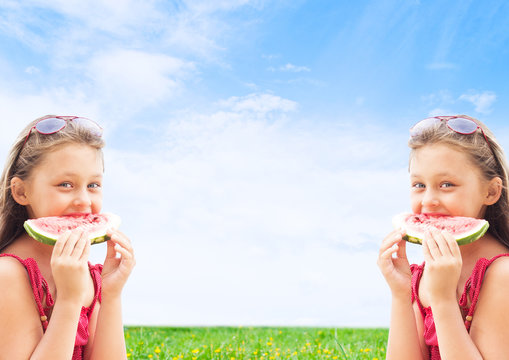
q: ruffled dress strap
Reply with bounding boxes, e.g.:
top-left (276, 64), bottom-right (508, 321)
top-left (0, 253), bottom-right (54, 330)
top-left (459, 253), bottom-right (509, 330)
top-left (411, 262), bottom-right (441, 359)
top-left (411, 254), bottom-right (509, 360)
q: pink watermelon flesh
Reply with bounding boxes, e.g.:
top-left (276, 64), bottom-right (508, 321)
top-left (392, 213), bottom-right (489, 245)
top-left (24, 213), bottom-right (121, 245)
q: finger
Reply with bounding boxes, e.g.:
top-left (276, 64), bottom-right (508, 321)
top-left (424, 229), bottom-right (442, 258)
top-left (432, 228), bottom-right (453, 257)
top-left (77, 233), bottom-right (91, 262)
top-left (61, 229), bottom-right (83, 256)
top-left (53, 230), bottom-right (71, 256)
top-left (422, 231), bottom-right (435, 261)
top-left (108, 230), bottom-right (134, 253)
top-left (396, 237), bottom-right (408, 260)
top-left (105, 237), bottom-right (117, 260)
top-left (443, 230), bottom-right (461, 258)
top-left (379, 242), bottom-right (399, 263)
top-left (380, 230), bottom-right (404, 254)
top-left (71, 230), bottom-right (87, 256)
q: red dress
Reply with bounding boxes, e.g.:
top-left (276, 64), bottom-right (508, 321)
top-left (411, 254), bottom-right (509, 359)
top-left (0, 254), bottom-right (102, 360)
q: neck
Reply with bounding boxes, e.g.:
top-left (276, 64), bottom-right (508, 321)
top-left (460, 233), bottom-right (508, 265)
top-left (6, 233), bottom-right (54, 263)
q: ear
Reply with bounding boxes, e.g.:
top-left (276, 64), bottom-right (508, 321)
top-left (485, 176), bottom-right (503, 206)
top-left (10, 177), bottom-right (29, 206)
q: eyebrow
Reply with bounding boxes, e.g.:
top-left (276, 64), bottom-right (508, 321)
top-left (410, 172), bottom-right (455, 177)
top-left (59, 172), bottom-right (103, 178)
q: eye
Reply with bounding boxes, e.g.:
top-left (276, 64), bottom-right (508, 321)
top-left (58, 182), bottom-right (72, 188)
top-left (440, 182), bottom-right (454, 188)
top-left (412, 182), bottom-right (425, 189)
top-left (88, 182), bottom-right (101, 189)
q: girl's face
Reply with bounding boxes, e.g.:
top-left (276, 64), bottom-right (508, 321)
top-left (409, 143), bottom-right (494, 218)
top-left (22, 143), bottom-right (103, 219)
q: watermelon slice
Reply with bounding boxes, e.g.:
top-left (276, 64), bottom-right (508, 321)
top-left (24, 213), bottom-right (121, 246)
top-left (392, 213), bottom-right (489, 245)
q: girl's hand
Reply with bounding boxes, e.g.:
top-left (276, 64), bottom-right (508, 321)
top-left (101, 229), bottom-right (135, 299)
top-left (51, 229), bottom-right (91, 304)
top-left (422, 228), bottom-right (462, 305)
top-left (377, 229), bottom-right (412, 299)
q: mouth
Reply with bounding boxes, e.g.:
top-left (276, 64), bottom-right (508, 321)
top-left (419, 212), bottom-right (449, 217)
top-left (63, 212), bottom-right (93, 217)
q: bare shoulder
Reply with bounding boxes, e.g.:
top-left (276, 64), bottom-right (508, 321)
top-left (476, 255), bottom-right (509, 303)
top-left (0, 255), bottom-right (29, 282)
top-left (469, 255), bottom-right (509, 354)
top-left (0, 256), bottom-right (43, 354)
top-left (484, 255), bottom-right (509, 282)
top-left (0, 254), bottom-right (39, 314)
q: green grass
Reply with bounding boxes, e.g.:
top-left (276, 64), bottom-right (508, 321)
top-left (125, 327), bottom-right (388, 360)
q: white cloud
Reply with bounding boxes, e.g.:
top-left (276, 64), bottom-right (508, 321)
top-left (459, 90), bottom-right (497, 114)
top-left (24, 66), bottom-right (40, 75)
top-left (0, 0), bottom-right (262, 64)
top-left (428, 108), bottom-right (453, 117)
top-left (268, 63), bottom-right (311, 73)
top-left (87, 49), bottom-right (193, 112)
top-left (217, 93), bottom-right (298, 115)
top-left (94, 92), bottom-right (411, 326)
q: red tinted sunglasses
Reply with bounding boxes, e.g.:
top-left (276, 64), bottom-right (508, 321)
top-left (21, 116), bottom-right (103, 150)
top-left (410, 115), bottom-right (491, 147)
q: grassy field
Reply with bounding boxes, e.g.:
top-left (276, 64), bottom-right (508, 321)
top-left (125, 327), bottom-right (388, 360)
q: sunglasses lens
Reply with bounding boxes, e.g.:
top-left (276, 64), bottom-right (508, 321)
top-left (72, 117), bottom-right (103, 137)
top-left (447, 118), bottom-right (478, 134)
top-left (35, 117), bottom-right (66, 134)
top-left (410, 117), bottom-right (440, 137)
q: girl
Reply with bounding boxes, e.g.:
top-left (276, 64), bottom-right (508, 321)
top-left (378, 115), bottom-right (509, 359)
top-left (0, 115), bottom-right (135, 359)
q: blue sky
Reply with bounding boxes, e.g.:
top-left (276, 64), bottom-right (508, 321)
top-left (1, 0), bottom-right (509, 326)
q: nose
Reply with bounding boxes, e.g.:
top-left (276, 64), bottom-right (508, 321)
top-left (421, 188), bottom-right (439, 209)
top-left (73, 187), bottom-right (92, 209)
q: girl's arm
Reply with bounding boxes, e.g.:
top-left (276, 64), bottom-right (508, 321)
top-left (378, 230), bottom-right (424, 359)
top-left (86, 229), bottom-right (135, 360)
top-left (422, 229), bottom-right (483, 359)
top-left (0, 231), bottom-right (92, 360)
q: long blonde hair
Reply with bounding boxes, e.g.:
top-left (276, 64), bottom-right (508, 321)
top-left (409, 115), bottom-right (509, 247)
top-left (0, 116), bottom-right (105, 252)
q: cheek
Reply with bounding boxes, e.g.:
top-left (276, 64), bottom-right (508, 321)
top-left (409, 196), bottom-right (421, 213)
top-left (91, 193), bottom-right (103, 211)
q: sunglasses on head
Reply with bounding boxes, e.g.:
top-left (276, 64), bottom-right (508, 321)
top-left (410, 115), bottom-right (491, 147)
top-left (20, 116), bottom-right (103, 150)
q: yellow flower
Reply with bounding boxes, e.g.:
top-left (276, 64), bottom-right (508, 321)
top-left (214, 348), bottom-right (221, 353)
top-left (148, 355), bottom-right (153, 359)
top-left (155, 346), bottom-right (161, 354)
top-left (192, 349), bottom-right (200, 354)
top-left (127, 354), bottom-right (131, 358)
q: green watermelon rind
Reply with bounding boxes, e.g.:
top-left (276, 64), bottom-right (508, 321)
top-left (393, 213), bottom-right (489, 246)
top-left (23, 213), bottom-right (121, 246)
